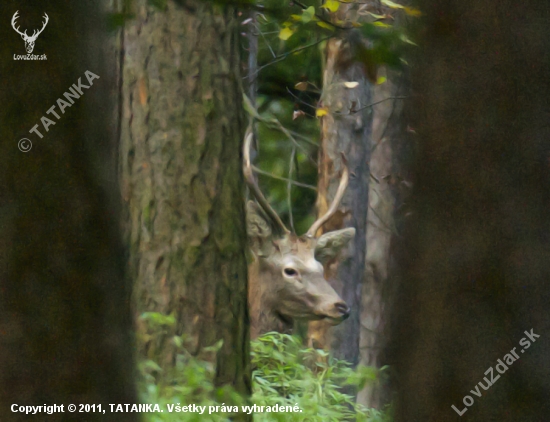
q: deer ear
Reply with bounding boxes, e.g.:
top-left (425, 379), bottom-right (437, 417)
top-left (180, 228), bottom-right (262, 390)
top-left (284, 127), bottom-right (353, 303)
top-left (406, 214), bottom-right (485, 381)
top-left (314, 228), bottom-right (355, 263)
top-left (246, 201), bottom-right (272, 238)
top-left (246, 201), bottom-right (274, 256)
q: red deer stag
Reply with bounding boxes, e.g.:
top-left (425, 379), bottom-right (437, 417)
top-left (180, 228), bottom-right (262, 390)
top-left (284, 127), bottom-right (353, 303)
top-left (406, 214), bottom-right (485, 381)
top-left (244, 130), bottom-right (355, 338)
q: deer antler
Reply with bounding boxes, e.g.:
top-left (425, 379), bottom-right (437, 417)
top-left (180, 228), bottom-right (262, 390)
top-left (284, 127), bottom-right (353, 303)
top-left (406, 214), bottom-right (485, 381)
top-left (11, 11), bottom-right (48, 40)
top-left (243, 127), bottom-right (290, 235)
top-left (31, 13), bottom-right (49, 39)
top-left (11, 11), bottom-right (27, 37)
top-left (306, 154), bottom-right (349, 237)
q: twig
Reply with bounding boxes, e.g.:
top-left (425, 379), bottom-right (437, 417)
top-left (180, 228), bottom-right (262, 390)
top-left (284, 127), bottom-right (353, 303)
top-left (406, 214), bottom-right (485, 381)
top-left (372, 74), bottom-right (406, 154)
top-left (286, 87), bottom-right (317, 110)
top-left (350, 96), bottom-right (407, 114)
top-left (287, 147), bottom-right (296, 232)
top-left (244, 37), bottom-right (331, 81)
top-left (288, 130), bottom-right (318, 147)
top-left (368, 204), bottom-right (397, 235)
top-left (253, 22), bottom-right (276, 59)
top-left (250, 112), bottom-right (317, 165)
top-left (292, 0), bottom-right (350, 30)
top-left (252, 165), bottom-right (317, 191)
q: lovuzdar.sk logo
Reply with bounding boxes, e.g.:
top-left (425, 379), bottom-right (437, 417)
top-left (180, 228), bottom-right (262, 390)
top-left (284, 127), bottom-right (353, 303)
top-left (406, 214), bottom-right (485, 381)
top-left (12, 10), bottom-right (48, 61)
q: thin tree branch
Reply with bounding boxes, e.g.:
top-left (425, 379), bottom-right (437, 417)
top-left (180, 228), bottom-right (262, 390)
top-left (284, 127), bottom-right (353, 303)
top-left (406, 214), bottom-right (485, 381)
top-left (288, 130), bottom-right (318, 147)
top-left (368, 204), bottom-right (398, 235)
top-left (286, 87), bottom-right (317, 110)
top-left (244, 37), bottom-right (331, 81)
top-left (349, 96), bottom-right (407, 114)
top-left (252, 165), bottom-right (317, 191)
top-left (245, 100), bottom-right (318, 165)
top-left (287, 147), bottom-right (296, 232)
top-left (372, 74), bottom-right (406, 154)
top-left (292, 0), bottom-right (350, 30)
top-left (253, 22), bottom-right (276, 58)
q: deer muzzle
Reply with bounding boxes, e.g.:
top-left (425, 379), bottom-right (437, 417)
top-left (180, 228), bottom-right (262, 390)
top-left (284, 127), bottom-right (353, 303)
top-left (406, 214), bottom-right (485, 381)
top-left (323, 301), bottom-right (351, 324)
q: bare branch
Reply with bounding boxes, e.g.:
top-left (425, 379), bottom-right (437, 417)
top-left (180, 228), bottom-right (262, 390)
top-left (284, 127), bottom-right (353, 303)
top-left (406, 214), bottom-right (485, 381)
top-left (349, 96), bottom-right (407, 114)
top-left (244, 37), bottom-right (331, 81)
top-left (286, 87), bottom-right (317, 110)
top-left (252, 166), bottom-right (317, 191)
top-left (287, 147), bottom-right (296, 233)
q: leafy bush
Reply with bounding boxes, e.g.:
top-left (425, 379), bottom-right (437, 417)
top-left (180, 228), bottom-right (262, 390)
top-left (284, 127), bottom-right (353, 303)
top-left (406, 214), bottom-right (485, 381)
top-left (250, 332), bottom-right (392, 422)
top-left (138, 313), bottom-right (392, 421)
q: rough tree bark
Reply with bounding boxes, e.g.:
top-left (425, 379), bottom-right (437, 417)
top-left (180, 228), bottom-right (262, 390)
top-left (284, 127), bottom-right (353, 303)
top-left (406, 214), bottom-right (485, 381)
top-left (393, 0), bottom-right (550, 420)
top-left (308, 4), bottom-right (371, 370)
top-left (119, 0), bottom-right (251, 402)
top-left (0, 0), bottom-right (136, 420)
top-left (358, 66), bottom-right (407, 409)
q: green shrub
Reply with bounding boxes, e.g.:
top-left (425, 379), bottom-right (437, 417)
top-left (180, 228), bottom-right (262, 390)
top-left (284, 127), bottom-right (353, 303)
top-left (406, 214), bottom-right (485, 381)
top-left (138, 313), bottom-right (392, 422)
top-left (250, 332), bottom-right (392, 422)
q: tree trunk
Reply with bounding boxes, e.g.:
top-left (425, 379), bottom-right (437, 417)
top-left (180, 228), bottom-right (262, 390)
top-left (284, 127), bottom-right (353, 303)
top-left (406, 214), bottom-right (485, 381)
top-left (120, 0), bottom-right (251, 401)
top-left (0, 1), bottom-right (136, 420)
top-left (358, 66), bottom-right (407, 409)
top-left (308, 6), bottom-right (371, 370)
top-left (393, 0), bottom-right (550, 420)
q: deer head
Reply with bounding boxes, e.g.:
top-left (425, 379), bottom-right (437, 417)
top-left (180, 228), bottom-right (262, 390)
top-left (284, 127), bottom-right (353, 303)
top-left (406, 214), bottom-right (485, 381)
top-left (12, 11), bottom-right (49, 54)
top-left (244, 131), bottom-right (355, 335)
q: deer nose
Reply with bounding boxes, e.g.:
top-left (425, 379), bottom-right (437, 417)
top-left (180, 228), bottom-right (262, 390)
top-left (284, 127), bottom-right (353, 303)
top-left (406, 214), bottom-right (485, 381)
top-left (334, 302), bottom-right (351, 320)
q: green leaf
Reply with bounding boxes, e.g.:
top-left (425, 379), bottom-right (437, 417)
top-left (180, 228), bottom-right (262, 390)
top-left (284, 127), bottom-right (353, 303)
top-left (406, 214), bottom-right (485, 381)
top-left (404, 6), bottom-right (422, 16)
top-left (279, 27), bottom-right (295, 40)
top-left (301, 6), bottom-right (315, 23)
top-left (400, 33), bottom-right (418, 45)
top-left (172, 335), bottom-right (183, 348)
top-left (322, 0), bottom-right (340, 12)
top-left (242, 94), bottom-right (261, 119)
top-left (381, 0), bottom-right (405, 8)
top-left (316, 21), bottom-right (335, 31)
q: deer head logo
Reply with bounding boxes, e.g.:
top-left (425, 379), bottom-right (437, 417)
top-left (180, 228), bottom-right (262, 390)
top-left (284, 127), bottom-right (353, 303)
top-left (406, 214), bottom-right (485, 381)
top-left (11, 11), bottom-right (49, 54)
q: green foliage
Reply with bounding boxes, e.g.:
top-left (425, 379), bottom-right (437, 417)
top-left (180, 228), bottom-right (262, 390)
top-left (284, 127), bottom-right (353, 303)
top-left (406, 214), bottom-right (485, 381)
top-left (138, 312), bottom-right (239, 422)
top-left (148, 0), bottom-right (168, 11)
top-left (106, 12), bottom-right (135, 32)
top-left (138, 315), bottom-right (392, 421)
top-left (139, 341), bottom-right (242, 422)
top-left (251, 332), bottom-right (392, 421)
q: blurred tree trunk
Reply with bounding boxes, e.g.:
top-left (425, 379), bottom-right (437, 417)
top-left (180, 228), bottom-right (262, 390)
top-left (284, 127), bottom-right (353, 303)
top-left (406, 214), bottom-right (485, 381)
top-left (358, 65), bottom-right (407, 409)
top-left (119, 0), bottom-right (251, 404)
top-left (308, 4), bottom-right (371, 374)
top-left (0, 1), bottom-right (136, 420)
top-left (393, 0), bottom-right (550, 420)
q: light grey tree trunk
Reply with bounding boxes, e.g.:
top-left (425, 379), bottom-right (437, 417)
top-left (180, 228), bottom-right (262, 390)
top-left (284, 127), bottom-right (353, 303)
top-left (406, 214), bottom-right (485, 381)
top-left (359, 66), bottom-right (407, 409)
top-left (308, 5), bottom-right (372, 375)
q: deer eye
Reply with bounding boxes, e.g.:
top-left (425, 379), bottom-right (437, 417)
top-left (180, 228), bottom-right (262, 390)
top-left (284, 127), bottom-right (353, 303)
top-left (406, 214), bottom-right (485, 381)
top-left (283, 268), bottom-right (299, 277)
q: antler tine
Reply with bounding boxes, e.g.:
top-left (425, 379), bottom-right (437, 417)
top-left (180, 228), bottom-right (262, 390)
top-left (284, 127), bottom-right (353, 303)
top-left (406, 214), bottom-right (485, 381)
top-left (11, 11), bottom-right (25, 36)
top-left (243, 127), bottom-right (290, 234)
top-left (306, 154), bottom-right (349, 237)
top-left (34, 13), bottom-right (49, 37)
top-left (41, 13), bottom-right (49, 29)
